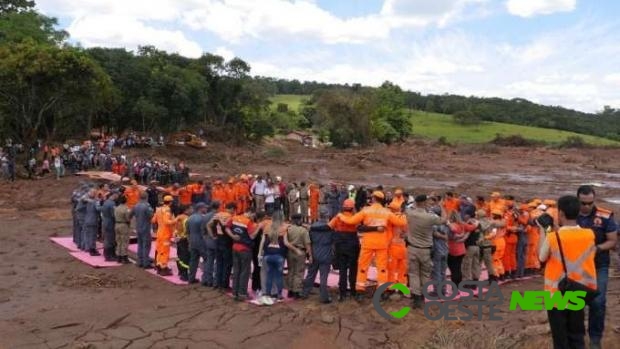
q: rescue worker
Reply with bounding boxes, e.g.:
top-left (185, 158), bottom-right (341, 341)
top-left (489, 209), bottom-right (507, 280)
top-left (328, 199), bottom-right (361, 301)
top-left (387, 201), bottom-right (408, 290)
top-left (576, 185), bottom-right (617, 349)
top-left (443, 192), bottom-right (460, 217)
top-left (124, 180), bottom-right (141, 209)
top-left (130, 192), bottom-right (154, 268)
top-left (286, 213), bottom-right (311, 299)
top-left (301, 208), bottom-right (332, 304)
top-left (100, 191), bottom-right (118, 262)
top-left (211, 180), bottom-right (227, 212)
top-left (337, 191), bottom-right (407, 301)
top-left (179, 183), bottom-right (193, 208)
top-left (488, 192), bottom-right (505, 217)
top-left (390, 188), bottom-right (405, 209)
top-left (175, 205), bottom-right (191, 281)
top-left (430, 200), bottom-right (450, 297)
top-left (225, 203), bottom-right (259, 301)
top-left (348, 185), bottom-right (356, 200)
top-left (299, 182), bottom-right (309, 223)
top-left (475, 196), bottom-right (488, 213)
top-left (503, 197), bottom-right (518, 279)
top-left (234, 176), bottom-right (250, 215)
top-left (82, 188), bottom-right (101, 256)
top-left (407, 195), bottom-right (448, 306)
top-left (191, 180), bottom-right (205, 204)
top-left (151, 195), bottom-right (176, 276)
top-left (539, 195), bottom-right (597, 349)
top-left (114, 195), bottom-right (131, 264)
top-left (225, 178), bottom-right (236, 209)
top-left (309, 183), bottom-right (319, 223)
top-left (526, 201), bottom-right (543, 275)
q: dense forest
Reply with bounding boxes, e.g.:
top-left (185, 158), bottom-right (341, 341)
top-left (1, 0), bottom-right (619, 148)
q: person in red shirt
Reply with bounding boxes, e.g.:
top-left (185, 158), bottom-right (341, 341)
top-left (225, 203), bottom-right (260, 301)
top-left (447, 207), bottom-right (478, 286)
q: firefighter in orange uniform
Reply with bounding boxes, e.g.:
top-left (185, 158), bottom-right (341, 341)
top-left (151, 195), bottom-right (177, 276)
top-left (502, 197), bottom-right (518, 279)
top-left (224, 178), bottom-right (236, 208)
top-left (387, 200), bottom-right (408, 287)
top-left (489, 209), bottom-right (506, 280)
top-left (309, 183), bottom-right (320, 223)
top-left (211, 180), bottom-right (227, 211)
top-left (337, 191), bottom-right (407, 300)
top-left (234, 175), bottom-right (250, 215)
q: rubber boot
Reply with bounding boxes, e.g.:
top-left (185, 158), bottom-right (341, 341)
top-left (89, 249), bottom-right (101, 256)
top-left (121, 256), bottom-right (131, 264)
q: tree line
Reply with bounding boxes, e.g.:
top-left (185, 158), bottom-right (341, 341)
top-left (1, 0), bottom-right (617, 147)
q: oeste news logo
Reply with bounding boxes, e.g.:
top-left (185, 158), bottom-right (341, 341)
top-left (373, 281), bottom-right (587, 320)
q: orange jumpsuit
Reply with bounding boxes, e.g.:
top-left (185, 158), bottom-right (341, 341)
top-left (224, 184), bottom-right (236, 208)
top-left (179, 185), bottom-right (192, 206)
top-left (151, 205), bottom-right (176, 269)
top-left (124, 186), bottom-right (141, 209)
top-left (388, 220), bottom-right (408, 285)
top-left (338, 203), bottom-right (407, 291)
top-left (309, 185), bottom-right (319, 222)
top-left (503, 211), bottom-right (518, 274)
top-left (443, 197), bottom-right (460, 217)
top-left (234, 181), bottom-right (250, 214)
top-left (488, 199), bottom-right (506, 217)
top-left (490, 223), bottom-right (506, 277)
top-left (526, 209), bottom-right (543, 269)
top-left (390, 196), bottom-right (405, 210)
top-left (211, 184), bottom-right (227, 211)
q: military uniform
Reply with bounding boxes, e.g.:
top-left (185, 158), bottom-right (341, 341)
top-left (114, 203), bottom-right (131, 261)
top-left (82, 196), bottom-right (100, 255)
top-left (285, 224), bottom-right (310, 295)
top-left (406, 208), bottom-right (441, 298)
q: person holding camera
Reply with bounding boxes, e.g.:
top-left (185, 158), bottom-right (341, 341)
top-left (538, 195), bottom-right (597, 349)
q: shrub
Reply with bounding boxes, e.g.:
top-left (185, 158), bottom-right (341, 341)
top-left (453, 110), bottom-right (482, 125)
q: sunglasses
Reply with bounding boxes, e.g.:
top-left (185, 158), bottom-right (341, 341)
top-left (580, 201), bottom-right (594, 206)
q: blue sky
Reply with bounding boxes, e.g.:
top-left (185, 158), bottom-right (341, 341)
top-left (37, 0), bottom-right (620, 112)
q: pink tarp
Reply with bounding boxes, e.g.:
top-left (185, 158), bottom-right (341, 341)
top-left (51, 236), bottom-right (121, 268)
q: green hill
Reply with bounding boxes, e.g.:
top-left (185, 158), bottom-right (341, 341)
top-left (410, 110), bottom-right (619, 146)
top-left (270, 94), bottom-right (618, 146)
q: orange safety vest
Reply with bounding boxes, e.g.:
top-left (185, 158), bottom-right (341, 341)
top-left (544, 226), bottom-right (597, 296)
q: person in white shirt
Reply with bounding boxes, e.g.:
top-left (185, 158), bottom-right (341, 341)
top-left (264, 181), bottom-right (276, 215)
top-left (251, 175), bottom-right (267, 212)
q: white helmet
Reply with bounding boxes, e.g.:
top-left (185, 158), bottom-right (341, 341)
top-left (348, 184), bottom-right (355, 191)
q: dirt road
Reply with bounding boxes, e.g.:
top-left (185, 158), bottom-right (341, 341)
top-left (1, 141), bottom-right (619, 348)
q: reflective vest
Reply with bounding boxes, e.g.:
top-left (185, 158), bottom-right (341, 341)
top-left (230, 214), bottom-right (254, 249)
top-left (544, 226), bottom-right (597, 295)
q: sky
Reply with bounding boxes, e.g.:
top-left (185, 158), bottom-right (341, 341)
top-left (36, 0), bottom-right (620, 113)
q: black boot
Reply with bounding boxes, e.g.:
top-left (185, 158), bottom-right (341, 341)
top-left (411, 295), bottom-right (420, 309)
top-left (158, 267), bottom-right (173, 276)
top-left (338, 292), bottom-right (346, 302)
top-left (121, 256), bottom-right (131, 264)
top-left (89, 249), bottom-right (101, 256)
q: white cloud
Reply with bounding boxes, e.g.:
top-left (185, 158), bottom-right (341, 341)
top-left (506, 0), bottom-right (576, 18)
top-left (68, 15), bottom-right (203, 58)
top-left (215, 47), bottom-right (235, 61)
top-left (604, 73), bottom-right (620, 85)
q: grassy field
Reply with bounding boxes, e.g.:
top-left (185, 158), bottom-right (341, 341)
top-left (269, 94), bottom-right (310, 113)
top-left (269, 94), bottom-right (619, 146)
top-left (410, 111), bottom-right (619, 146)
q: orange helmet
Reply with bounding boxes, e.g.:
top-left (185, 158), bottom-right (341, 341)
top-left (343, 199), bottom-right (355, 210)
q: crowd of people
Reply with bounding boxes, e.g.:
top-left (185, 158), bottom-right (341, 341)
top-left (70, 172), bottom-right (617, 349)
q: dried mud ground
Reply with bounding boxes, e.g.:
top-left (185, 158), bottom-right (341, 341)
top-left (1, 140), bottom-right (620, 349)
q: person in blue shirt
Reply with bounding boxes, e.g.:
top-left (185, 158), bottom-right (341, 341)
top-left (576, 185), bottom-right (618, 349)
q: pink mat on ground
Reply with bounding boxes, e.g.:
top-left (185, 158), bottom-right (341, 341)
top-left (128, 241), bottom-right (178, 259)
top-left (51, 236), bottom-right (121, 268)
